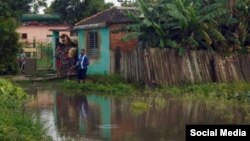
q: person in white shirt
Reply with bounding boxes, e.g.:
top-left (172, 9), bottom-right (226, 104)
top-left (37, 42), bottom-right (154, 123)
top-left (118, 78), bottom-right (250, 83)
top-left (19, 49), bottom-right (26, 74)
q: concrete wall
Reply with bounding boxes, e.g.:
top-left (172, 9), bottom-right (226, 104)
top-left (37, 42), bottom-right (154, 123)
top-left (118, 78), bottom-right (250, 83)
top-left (17, 25), bottom-right (69, 43)
top-left (77, 27), bottom-right (110, 75)
top-left (77, 24), bottom-right (139, 75)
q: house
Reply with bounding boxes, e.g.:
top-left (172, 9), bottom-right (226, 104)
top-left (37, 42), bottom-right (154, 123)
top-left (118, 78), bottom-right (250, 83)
top-left (16, 14), bottom-right (70, 58)
top-left (74, 7), bottom-right (137, 75)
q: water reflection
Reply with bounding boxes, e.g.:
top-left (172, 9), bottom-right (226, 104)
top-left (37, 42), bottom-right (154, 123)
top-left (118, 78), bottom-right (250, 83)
top-left (25, 88), bottom-right (250, 141)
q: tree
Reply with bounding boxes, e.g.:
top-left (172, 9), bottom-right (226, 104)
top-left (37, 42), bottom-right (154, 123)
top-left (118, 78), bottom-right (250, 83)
top-left (44, 0), bottom-right (113, 25)
top-left (30, 0), bottom-right (47, 14)
top-left (123, 0), bottom-right (250, 54)
top-left (221, 0), bottom-right (250, 53)
top-left (0, 0), bottom-right (47, 74)
top-left (0, 0), bottom-right (47, 18)
top-left (121, 0), bottom-right (137, 7)
top-left (0, 3), bottom-right (20, 74)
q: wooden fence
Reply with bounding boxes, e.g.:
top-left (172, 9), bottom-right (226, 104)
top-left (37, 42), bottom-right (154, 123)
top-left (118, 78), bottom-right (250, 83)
top-left (119, 47), bottom-right (250, 85)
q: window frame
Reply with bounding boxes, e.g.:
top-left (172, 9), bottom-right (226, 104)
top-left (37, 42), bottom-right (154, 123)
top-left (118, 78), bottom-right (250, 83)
top-left (21, 33), bottom-right (27, 39)
top-left (86, 30), bottom-right (100, 59)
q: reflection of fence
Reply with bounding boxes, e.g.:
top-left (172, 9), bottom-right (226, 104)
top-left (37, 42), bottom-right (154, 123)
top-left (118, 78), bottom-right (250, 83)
top-left (120, 48), bottom-right (250, 85)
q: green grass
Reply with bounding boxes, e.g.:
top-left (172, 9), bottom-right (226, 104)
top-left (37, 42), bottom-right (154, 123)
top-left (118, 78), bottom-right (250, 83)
top-left (0, 78), bottom-right (51, 141)
top-left (60, 74), bottom-right (250, 101)
top-left (131, 101), bottom-right (149, 115)
top-left (60, 74), bottom-right (135, 95)
top-left (156, 82), bottom-right (250, 101)
top-left (37, 58), bottom-right (52, 70)
top-left (88, 74), bottom-right (126, 84)
top-left (128, 82), bottom-right (250, 120)
top-left (61, 79), bottom-right (135, 96)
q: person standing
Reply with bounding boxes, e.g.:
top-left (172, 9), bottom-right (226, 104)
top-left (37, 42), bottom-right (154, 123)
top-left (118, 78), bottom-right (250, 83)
top-left (76, 49), bottom-right (89, 83)
top-left (19, 49), bottom-right (26, 74)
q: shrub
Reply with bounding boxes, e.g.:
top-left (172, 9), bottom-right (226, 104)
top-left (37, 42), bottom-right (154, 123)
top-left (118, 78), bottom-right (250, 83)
top-left (0, 78), bottom-right (51, 141)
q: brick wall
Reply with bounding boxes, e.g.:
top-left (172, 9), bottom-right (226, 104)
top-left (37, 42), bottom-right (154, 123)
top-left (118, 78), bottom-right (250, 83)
top-left (109, 24), bottom-right (137, 52)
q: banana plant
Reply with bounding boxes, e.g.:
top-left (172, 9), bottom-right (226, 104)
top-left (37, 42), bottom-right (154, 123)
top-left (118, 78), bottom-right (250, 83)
top-left (162, 0), bottom-right (228, 53)
top-left (121, 0), bottom-right (165, 48)
top-left (222, 0), bottom-right (250, 53)
top-left (122, 0), bottom-right (249, 55)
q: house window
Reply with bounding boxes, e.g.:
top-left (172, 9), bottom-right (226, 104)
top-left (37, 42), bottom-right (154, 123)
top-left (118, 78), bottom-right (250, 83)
top-left (25, 52), bottom-right (31, 58)
top-left (21, 33), bottom-right (27, 39)
top-left (87, 31), bottom-right (99, 58)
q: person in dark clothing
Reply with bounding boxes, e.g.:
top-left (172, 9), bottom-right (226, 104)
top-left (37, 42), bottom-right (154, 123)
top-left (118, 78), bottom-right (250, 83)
top-left (75, 49), bottom-right (89, 83)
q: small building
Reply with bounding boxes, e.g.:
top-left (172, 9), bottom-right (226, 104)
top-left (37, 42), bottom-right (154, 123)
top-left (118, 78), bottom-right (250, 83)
top-left (16, 14), bottom-right (70, 58)
top-left (74, 7), bottom-right (137, 75)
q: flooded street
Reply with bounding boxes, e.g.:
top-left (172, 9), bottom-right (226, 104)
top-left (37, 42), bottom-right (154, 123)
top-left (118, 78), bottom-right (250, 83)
top-left (24, 87), bottom-right (250, 141)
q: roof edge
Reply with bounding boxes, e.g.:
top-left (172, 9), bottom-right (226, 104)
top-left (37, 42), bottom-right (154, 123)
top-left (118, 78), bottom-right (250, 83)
top-left (74, 7), bottom-right (137, 26)
top-left (75, 8), bottom-right (113, 26)
top-left (74, 23), bottom-right (107, 30)
top-left (114, 6), bottom-right (137, 10)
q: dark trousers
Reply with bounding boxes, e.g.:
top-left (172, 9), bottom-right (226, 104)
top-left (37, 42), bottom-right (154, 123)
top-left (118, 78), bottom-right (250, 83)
top-left (77, 68), bottom-right (87, 80)
top-left (19, 61), bottom-right (25, 73)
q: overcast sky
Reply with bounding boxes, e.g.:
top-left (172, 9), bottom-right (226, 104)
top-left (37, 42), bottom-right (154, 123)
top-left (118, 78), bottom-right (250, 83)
top-left (40, 0), bottom-right (121, 13)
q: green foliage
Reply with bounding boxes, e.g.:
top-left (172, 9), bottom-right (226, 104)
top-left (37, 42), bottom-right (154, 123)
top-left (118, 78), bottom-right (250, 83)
top-left (0, 16), bottom-right (20, 75)
top-left (45, 0), bottom-right (113, 25)
top-left (123, 0), bottom-right (250, 54)
top-left (30, 0), bottom-right (47, 14)
top-left (0, 78), bottom-right (51, 141)
top-left (220, 0), bottom-right (250, 53)
top-left (89, 74), bottom-right (126, 85)
top-left (0, 0), bottom-right (45, 17)
top-left (0, 112), bottom-right (50, 141)
top-left (131, 101), bottom-right (149, 114)
top-left (0, 0), bottom-right (30, 18)
top-left (0, 2), bottom-right (20, 75)
top-left (37, 43), bottom-right (53, 69)
top-left (130, 95), bottom-right (167, 115)
top-left (158, 82), bottom-right (250, 101)
top-left (61, 76), bottom-right (135, 95)
top-left (0, 79), bottom-right (27, 108)
top-left (121, 0), bottom-right (137, 7)
top-left (0, 0), bottom-right (47, 75)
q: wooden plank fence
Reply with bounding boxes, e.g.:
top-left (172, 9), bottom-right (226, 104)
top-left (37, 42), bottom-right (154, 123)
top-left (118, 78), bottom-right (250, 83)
top-left (119, 47), bottom-right (250, 85)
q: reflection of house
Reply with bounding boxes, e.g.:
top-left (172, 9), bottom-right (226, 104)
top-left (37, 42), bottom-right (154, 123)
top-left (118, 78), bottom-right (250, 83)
top-left (26, 89), bottom-right (55, 108)
top-left (16, 14), bottom-right (69, 58)
top-left (74, 7), bottom-right (138, 74)
top-left (54, 93), bottom-right (111, 140)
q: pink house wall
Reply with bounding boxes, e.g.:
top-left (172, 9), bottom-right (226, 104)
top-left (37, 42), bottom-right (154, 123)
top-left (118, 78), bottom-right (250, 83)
top-left (17, 25), bottom-right (70, 43)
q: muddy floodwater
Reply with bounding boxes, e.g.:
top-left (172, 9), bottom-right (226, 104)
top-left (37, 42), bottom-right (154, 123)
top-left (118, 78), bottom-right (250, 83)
top-left (24, 86), bottom-right (250, 141)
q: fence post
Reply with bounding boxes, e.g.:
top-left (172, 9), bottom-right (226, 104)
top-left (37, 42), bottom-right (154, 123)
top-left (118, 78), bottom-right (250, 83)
top-left (52, 31), bottom-right (59, 71)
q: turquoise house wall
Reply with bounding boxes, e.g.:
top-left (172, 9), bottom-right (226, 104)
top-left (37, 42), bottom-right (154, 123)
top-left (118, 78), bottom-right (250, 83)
top-left (52, 31), bottom-right (59, 70)
top-left (87, 95), bottom-right (111, 140)
top-left (78, 30), bottom-right (84, 52)
top-left (77, 27), bottom-right (110, 75)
